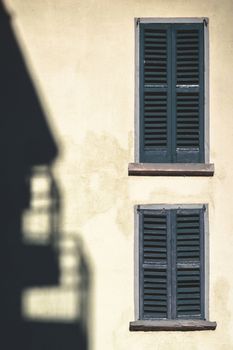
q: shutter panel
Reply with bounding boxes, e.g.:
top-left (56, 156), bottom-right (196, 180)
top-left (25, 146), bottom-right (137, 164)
top-left (139, 24), bottom-right (172, 162)
top-left (138, 207), bottom-right (205, 321)
top-left (173, 24), bottom-right (204, 162)
top-left (140, 210), bottom-right (169, 319)
top-left (139, 22), bottom-right (205, 163)
top-left (175, 209), bottom-right (204, 319)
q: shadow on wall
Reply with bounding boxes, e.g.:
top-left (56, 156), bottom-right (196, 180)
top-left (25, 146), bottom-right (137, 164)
top-left (0, 1), bottom-right (91, 349)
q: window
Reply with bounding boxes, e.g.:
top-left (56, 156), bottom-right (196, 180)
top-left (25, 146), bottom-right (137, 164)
top-left (130, 205), bottom-right (216, 331)
top-left (139, 21), bottom-right (205, 163)
top-left (129, 19), bottom-right (214, 176)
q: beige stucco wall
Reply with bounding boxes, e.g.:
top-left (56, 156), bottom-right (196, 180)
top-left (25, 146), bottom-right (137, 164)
top-left (5, 0), bottom-right (233, 348)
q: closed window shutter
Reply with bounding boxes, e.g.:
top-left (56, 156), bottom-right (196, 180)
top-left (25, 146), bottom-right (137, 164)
top-left (173, 24), bottom-right (204, 162)
top-left (139, 207), bottom-right (205, 320)
top-left (139, 210), bottom-right (169, 319)
top-left (139, 22), bottom-right (204, 163)
top-left (175, 209), bottom-right (204, 319)
top-left (139, 24), bottom-right (172, 162)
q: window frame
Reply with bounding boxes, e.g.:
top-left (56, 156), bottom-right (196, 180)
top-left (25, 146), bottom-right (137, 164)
top-left (129, 18), bottom-right (214, 176)
top-left (130, 204), bottom-right (216, 331)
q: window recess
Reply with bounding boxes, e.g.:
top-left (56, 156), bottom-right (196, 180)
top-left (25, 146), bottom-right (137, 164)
top-left (130, 204), bottom-right (216, 331)
top-left (129, 18), bottom-right (214, 176)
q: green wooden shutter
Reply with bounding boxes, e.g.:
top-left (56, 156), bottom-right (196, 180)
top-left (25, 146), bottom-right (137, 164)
top-left (139, 207), bottom-right (205, 320)
top-left (139, 209), bottom-right (169, 319)
top-left (139, 24), bottom-right (172, 162)
top-left (139, 22), bottom-right (205, 163)
top-left (175, 208), bottom-right (204, 319)
top-left (173, 24), bottom-right (204, 162)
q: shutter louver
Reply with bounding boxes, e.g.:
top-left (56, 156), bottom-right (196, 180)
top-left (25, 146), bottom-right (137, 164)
top-left (144, 91), bottom-right (168, 149)
top-left (175, 210), bottom-right (203, 319)
top-left (174, 25), bottom-right (204, 162)
top-left (176, 212), bottom-right (200, 261)
top-left (144, 29), bottom-right (167, 85)
top-left (176, 29), bottom-right (200, 85)
top-left (177, 268), bottom-right (201, 317)
top-left (141, 211), bottom-right (168, 319)
top-left (176, 91), bottom-right (200, 148)
top-left (143, 268), bottom-right (167, 318)
top-left (143, 213), bottom-right (167, 263)
top-left (140, 25), bottom-right (171, 162)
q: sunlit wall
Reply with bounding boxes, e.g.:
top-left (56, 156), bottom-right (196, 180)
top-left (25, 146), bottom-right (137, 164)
top-left (5, 0), bottom-right (233, 349)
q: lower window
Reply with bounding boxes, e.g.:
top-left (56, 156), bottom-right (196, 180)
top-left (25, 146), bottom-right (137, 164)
top-left (130, 204), bottom-right (216, 331)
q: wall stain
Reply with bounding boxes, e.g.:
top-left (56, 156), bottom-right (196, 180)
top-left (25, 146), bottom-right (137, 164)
top-left (213, 278), bottom-right (233, 349)
top-left (76, 131), bottom-right (131, 234)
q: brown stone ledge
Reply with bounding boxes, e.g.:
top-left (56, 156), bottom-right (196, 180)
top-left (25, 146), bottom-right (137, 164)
top-left (128, 163), bottom-right (214, 176)
top-left (129, 320), bottom-right (217, 331)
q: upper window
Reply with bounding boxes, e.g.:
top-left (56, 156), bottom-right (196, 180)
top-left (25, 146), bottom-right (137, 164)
top-left (137, 19), bottom-right (207, 164)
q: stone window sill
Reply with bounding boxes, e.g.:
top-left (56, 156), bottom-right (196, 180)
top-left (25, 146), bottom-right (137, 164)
top-left (129, 320), bottom-right (217, 331)
top-left (128, 163), bottom-right (214, 176)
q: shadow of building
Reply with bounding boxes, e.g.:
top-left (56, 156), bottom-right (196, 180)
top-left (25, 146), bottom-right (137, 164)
top-left (0, 2), bottom-right (90, 349)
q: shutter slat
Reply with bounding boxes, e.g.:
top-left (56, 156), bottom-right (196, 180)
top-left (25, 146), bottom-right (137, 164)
top-left (144, 123), bottom-right (167, 127)
top-left (177, 105), bottom-right (199, 109)
top-left (145, 52), bottom-right (167, 57)
top-left (177, 246), bottom-right (200, 252)
top-left (145, 49), bottom-right (167, 53)
top-left (177, 125), bottom-right (199, 129)
top-left (144, 283), bottom-right (167, 290)
top-left (144, 101), bottom-right (167, 106)
top-left (145, 62), bottom-right (167, 67)
top-left (144, 107), bottom-right (167, 111)
top-left (145, 72), bottom-right (167, 76)
top-left (144, 242), bottom-right (167, 247)
top-left (177, 235), bottom-right (200, 240)
top-left (144, 247), bottom-right (167, 252)
top-left (144, 277), bottom-right (166, 283)
top-left (144, 224), bottom-right (167, 229)
top-left (144, 253), bottom-right (167, 259)
top-left (177, 42), bottom-right (199, 47)
top-left (176, 228), bottom-right (199, 233)
top-left (144, 232), bottom-right (167, 237)
top-left (144, 295), bottom-right (167, 301)
top-left (144, 216), bottom-right (166, 222)
top-left (178, 287), bottom-right (200, 293)
top-left (145, 36), bottom-right (167, 41)
top-left (176, 60), bottom-right (200, 64)
top-left (144, 93), bottom-right (168, 103)
top-left (144, 226), bottom-right (167, 231)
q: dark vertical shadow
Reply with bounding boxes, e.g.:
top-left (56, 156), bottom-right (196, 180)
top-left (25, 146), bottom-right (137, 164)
top-left (22, 167), bottom-right (90, 350)
top-left (0, 2), bottom-right (90, 349)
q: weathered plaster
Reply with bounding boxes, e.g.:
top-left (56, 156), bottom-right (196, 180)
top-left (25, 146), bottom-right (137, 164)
top-left (5, 0), bottom-right (233, 348)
